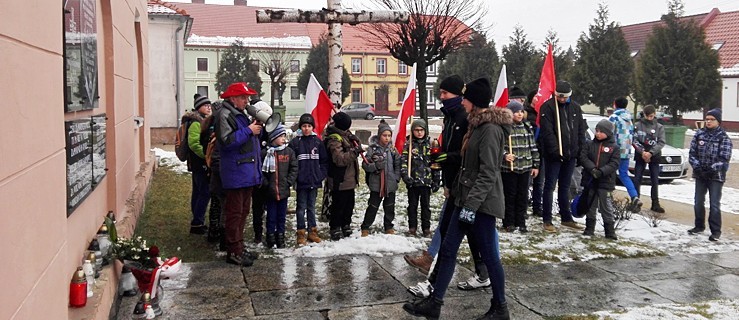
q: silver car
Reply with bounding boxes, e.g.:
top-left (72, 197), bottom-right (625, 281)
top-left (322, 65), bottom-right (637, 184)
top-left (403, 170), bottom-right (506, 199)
top-left (340, 103), bottom-right (375, 120)
top-left (584, 115), bottom-right (688, 183)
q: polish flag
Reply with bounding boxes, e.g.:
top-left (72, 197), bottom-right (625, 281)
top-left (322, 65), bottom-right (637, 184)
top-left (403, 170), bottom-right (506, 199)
top-left (492, 64), bottom-right (509, 107)
top-left (534, 44), bottom-right (556, 126)
top-left (393, 65), bottom-right (417, 152)
top-left (305, 74), bottom-right (335, 136)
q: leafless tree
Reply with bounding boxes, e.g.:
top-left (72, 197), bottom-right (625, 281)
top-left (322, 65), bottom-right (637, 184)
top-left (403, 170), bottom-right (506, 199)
top-left (256, 47), bottom-right (297, 108)
top-left (358, 0), bottom-right (488, 121)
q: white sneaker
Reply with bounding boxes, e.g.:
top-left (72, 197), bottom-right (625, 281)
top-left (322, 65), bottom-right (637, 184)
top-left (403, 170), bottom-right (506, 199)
top-left (457, 275), bottom-right (491, 290)
top-left (408, 280), bottom-right (433, 298)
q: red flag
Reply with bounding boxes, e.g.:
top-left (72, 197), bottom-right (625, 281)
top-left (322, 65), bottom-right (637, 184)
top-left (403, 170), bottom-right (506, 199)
top-left (493, 64), bottom-right (509, 107)
top-left (305, 74), bottom-right (335, 136)
top-left (534, 44), bottom-right (556, 126)
top-left (393, 65), bottom-right (417, 152)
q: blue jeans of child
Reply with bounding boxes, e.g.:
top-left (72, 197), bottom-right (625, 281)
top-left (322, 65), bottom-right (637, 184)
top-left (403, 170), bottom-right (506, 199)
top-left (190, 166), bottom-right (211, 226)
top-left (618, 158), bottom-right (638, 199)
top-left (266, 198), bottom-right (288, 234)
top-left (296, 188), bottom-right (318, 230)
top-left (633, 156), bottom-right (660, 200)
top-left (543, 157), bottom-right (576, 224)
top-left (694, 178), bottom-right (723, 235)
top-left (431, 207), bottom-right (506, 306)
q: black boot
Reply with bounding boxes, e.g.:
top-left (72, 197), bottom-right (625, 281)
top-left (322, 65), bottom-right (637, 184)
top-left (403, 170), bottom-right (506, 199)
top-left (651, 202), bottom-right (665, 213)
top-left (402, 296), bottom-right (442, 320)
top-left (476, 300), bottom-right (510, 320)
top-left (330, 228), bottom-right (342, 241)
top-left (604, 223), bottom-right (618, 240)
top-left (583, 218), bottom-right (596, 236)
top-left (341, 225), bottom-right (352, 238)
top-left (276, 233), bottom-right (286, 248)
top-left (265, 233), bottom-right (276, 248)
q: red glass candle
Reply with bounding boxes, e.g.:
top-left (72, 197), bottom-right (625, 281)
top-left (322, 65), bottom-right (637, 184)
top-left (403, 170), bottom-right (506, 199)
top-left (69, 267), bottom-right (87, 308)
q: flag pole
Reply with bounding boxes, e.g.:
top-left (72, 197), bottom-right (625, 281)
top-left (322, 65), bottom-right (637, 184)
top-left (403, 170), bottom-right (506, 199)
top-left (407, 113), bottom-right (413, 177)
top-left (508, 134), bottom-right (514, 170)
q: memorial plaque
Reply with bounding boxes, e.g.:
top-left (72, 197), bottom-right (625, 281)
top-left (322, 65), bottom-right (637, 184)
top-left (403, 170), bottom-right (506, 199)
top-left (66, 118), bottom-right (93, 215)
top-left (91, 114), bottom-right (107, 185)
top-left (64, 0), bottom-right (98, 112)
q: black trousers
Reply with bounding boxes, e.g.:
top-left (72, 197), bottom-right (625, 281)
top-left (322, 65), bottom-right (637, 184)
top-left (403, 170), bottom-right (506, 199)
top-left (330, 189), bottom-right (355, 229)
top-left (361, 191), bottom-right (396, 231)
top-left (252, 185), bottom-right (268, 238)
top-left (633, 156), bottom-right (660, 202)
top-left (502, 171), bottom-right (530, 228)
top-left (408, 186), bottom-right (432, 231)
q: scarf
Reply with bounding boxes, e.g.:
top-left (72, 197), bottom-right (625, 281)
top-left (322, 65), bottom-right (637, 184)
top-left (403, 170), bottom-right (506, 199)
top-left (262, 144), bottom-right (288, 173)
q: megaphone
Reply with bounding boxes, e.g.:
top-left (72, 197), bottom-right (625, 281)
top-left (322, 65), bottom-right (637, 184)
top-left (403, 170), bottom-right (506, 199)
top-left (247, 100), bottom-right (282, 133)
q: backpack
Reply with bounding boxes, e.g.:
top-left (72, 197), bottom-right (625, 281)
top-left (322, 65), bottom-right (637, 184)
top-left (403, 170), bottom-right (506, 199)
top-left (175, 118), bottom-right (192, 162)
top-left (205, 132), bottom-right (217, 168)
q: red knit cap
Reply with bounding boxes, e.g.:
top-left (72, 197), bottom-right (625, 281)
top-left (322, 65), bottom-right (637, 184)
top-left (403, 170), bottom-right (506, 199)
top-left (220, 82), bottom-right (257, 99)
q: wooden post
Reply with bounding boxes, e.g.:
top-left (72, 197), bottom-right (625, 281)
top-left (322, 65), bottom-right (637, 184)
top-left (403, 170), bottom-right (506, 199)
top-left (508, 134), bottom-right (514, 170)
top-left (555, 99), bottom-right (563, 157)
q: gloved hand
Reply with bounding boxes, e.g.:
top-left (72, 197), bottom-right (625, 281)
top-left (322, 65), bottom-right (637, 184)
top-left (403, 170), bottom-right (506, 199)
top-left (459, 207), bottom-right (476, 224)
top-left (591, 168), bottom-right (602, 179)
top-left (348, 133), bottom-right (361, 146)
top-left (711, 162), bottom-right (724, 172)
top-left (374, 160), bottom-right (386, 170)
top-left (434, 152), bottom-right (448, 163)
top-left (402, 175), bottom-right (413, 185)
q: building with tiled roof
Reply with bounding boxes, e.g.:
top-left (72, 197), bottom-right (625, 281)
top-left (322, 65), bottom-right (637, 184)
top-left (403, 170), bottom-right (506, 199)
top-left (620, 8), bottom-right (739, 129)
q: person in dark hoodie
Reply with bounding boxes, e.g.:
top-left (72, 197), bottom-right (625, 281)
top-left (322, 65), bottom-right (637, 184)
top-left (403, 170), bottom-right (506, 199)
top-left (404, 77), bottom-right (512, 320)
top-left (632, 105), bottom-right (666, 213)
top-left (360, 121), bottom-right (402, 236)
top-left (402, 119), bottom-right (442, 237)
top-left (578, 119), bottom-right (620, 240)
top-left (324, 112), bottom-right (362, 240)
top-left (538, 80), bottom-right (587, 232)
top-left (289, 113), bottom-right (329, 245)
top-left (261, 124), bottom-right (298, 249)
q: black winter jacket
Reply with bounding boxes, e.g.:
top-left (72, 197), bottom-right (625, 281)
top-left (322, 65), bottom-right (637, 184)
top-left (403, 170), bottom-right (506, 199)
top-left (579, 136), bottom-right (620, 191)
top-left (439, 97), bottom-right (468, 188)
top-left (539, 98), bottom-right (586, 162)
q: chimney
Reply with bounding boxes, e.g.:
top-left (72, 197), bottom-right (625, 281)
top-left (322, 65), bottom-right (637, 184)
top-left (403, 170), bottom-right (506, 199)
top-left (192, 0), bottom-right (204, 3)
top-left (234, 0), bottom-right (247, 5)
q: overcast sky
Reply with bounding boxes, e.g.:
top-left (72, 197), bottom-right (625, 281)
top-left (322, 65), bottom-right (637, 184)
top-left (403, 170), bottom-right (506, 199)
top-left (169, 0), bottom-right (739, 51)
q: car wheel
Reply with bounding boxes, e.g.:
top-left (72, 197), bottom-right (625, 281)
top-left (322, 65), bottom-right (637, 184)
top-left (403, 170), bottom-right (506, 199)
top-left (365, 113), bottom-right (374, 120)
top-left (659, 179), bottom-right (674, 184)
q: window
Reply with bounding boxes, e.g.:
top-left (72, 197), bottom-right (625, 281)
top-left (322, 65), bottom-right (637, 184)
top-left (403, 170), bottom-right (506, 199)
top-left (351, 88), bottom-right (361, 102)
top-left (197, 58), bottom-right (208, 71)
top-left (290, 86), bottom-right (300, 100)
top-left (376, 58), bottom-right (386, 74)
top-left (197, 86), bottom-right (208, 97)
top-left (398, 61), bottom-right (407, 74)
top-left (290, 60), bottom-right (300, 73)
top-left (351, 58), bottom-right (362, 74)
top-left (426, 89), bottom-right (435, 105)
top-left (398, 87), bottom-right (406, 102)
top-left (249, 59), bottom-right (260, 71)
top-left (426, 63), bottom-right (436, 74)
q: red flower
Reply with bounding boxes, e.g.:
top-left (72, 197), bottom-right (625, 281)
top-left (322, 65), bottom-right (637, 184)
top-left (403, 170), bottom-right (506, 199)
top-left (148, 245), bottom-right (160, 258)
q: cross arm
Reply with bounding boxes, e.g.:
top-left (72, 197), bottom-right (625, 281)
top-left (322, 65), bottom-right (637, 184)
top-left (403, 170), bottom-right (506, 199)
top-left (256, 9), bottom-right (409, 25)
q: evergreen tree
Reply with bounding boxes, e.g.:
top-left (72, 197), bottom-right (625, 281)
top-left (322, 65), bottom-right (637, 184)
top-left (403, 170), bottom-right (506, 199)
top-left (570, 3), bottom-right (633, 115)
top-left (437, 32), bottom-right (500, 94)
top-left (520, 31), bottom-right (573, 94)
top-left (215, 40), bottom-right (262, 97)
top-left (501, 25), bottom-right (536, 87)
top-left (296, 35), bottom-right (351, 103)
top-left (635, 0), bottom-right (721, 124)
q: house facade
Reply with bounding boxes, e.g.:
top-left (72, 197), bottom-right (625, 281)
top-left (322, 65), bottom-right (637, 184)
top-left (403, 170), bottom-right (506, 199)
top-left (1, 0), bottom-right (154, 319)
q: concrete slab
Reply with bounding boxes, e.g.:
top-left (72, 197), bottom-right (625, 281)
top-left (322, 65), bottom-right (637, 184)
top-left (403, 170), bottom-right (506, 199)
top-left (635, 273), bottom-right (739, 304)
top-left (250, 311), bottom-right (326, 320)
top-left (506, 261), bottom-right (617, 288)
top-left (690, 251), bottom-right (739, 269)
top-left (511, 280), bottom-right (672, 317)
top-left (371, 254), bottom-right (479, 298)
top-left (249, 279), bottom-right (408, 315)
top-left (244, 255), bottom-right (393, 292)
top-left (589, 255), bottom-right (725, 279)
top-left (157, 286), bottom-right (254, 319)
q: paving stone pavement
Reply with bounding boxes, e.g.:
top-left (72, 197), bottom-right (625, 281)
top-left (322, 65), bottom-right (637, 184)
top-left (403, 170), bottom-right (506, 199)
top-left (114, 252), bottom-right (739, 319)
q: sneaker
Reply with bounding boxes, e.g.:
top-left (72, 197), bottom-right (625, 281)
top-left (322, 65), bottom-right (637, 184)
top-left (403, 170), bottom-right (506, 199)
top-left (226, 253), bottom-right (252, 266)
top-left (561, 221), bottom-right (584, 230)
top-left (709, 234), bottom-right (721, 241)
top-left (687, 227), bottom-right (705, 235)
top-left (422, 229), bottom-right (432, 237)
top-left (543, 223), bottom-right (557, 233)
top-left (408, 280), bottom-right (433, 298)
top-left (457, 275), bottom-right (491, 290)
top-left (630, 197), bottom-right (643, 213)
top-left (189, 225), bottom-right (208, 235)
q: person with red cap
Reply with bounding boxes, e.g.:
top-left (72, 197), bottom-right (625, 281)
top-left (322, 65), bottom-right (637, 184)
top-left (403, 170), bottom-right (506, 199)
top-left (215, 82), bottom-right (262, 266)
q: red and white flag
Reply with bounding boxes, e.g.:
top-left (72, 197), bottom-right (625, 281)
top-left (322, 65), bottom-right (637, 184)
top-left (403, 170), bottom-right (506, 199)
top-left (534, 44), bottom-right (556, 126)
top-left (492, 64), bottom-right (509, 107)
top-left (304, 74), bottom-right (335, 136)
top-left (393, 65), bottom-right (417, 152)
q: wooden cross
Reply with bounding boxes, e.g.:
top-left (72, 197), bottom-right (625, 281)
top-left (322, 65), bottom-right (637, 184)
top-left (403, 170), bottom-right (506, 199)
top-left (256, 0), bottom-right (408, 108)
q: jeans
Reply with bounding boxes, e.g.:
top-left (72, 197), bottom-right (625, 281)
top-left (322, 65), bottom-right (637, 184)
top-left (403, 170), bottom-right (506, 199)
top-left (431, 207), bottom-right (506, 306)
top-left (618, 158), bottom-right (638, 199)
top-left (190, 167), bottom-right (211, 226)
top-left (427, 199), bottom-right (447, 257)
top-left (531, 159), bottom-right (545, 212)
top-left (502, 171), bottom-right (530, 228)
top-left (633, 156), bottom-right (660, 201)
top-left (361, 191), bottom-right (396, 231)
top-left (266, 198), bottom-right (288, 234)
top-left (408, 186), bottom-right (432, 231)
top-left (694, 178), bottom-right (723, 235)
top-left (223, 187), bottom-right (253, 255)
top-left (296, 188), bottom-right (318, 230)
top-left (543, 157), bottom-right (577, 223)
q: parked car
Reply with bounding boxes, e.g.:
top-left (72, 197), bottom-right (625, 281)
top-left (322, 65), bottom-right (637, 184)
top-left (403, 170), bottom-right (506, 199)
top-left (583, 115), bottom-right (688, 183)
top-left (340, 103), bottom-right (375, 120)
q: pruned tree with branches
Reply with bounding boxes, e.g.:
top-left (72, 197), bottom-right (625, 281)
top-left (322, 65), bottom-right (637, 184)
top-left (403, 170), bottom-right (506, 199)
top-left (437, 31), bottom-right (500, 94)
top-left (257, 47), bottom-right (297, 107)
top-left (358, 0), bottom-right (487, 122)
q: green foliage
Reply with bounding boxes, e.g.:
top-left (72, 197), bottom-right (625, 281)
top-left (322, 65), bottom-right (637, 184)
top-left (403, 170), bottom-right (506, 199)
top-left (570, 3), bottom-right (634, 115)
top-left (215, 40), bottom-right (263, 97)
top-left (635, 0), bottom-right (721, 124)
top-left (501, 25), bottom-right (536, 88)
top-left (296, 35), bottom-right (351, 102)
top-left (437, 32), bottom-right (500, 94)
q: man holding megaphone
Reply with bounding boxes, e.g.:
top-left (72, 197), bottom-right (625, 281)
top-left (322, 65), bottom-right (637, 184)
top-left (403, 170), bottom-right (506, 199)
top-left (216, 82), bottom-right (264, 266)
